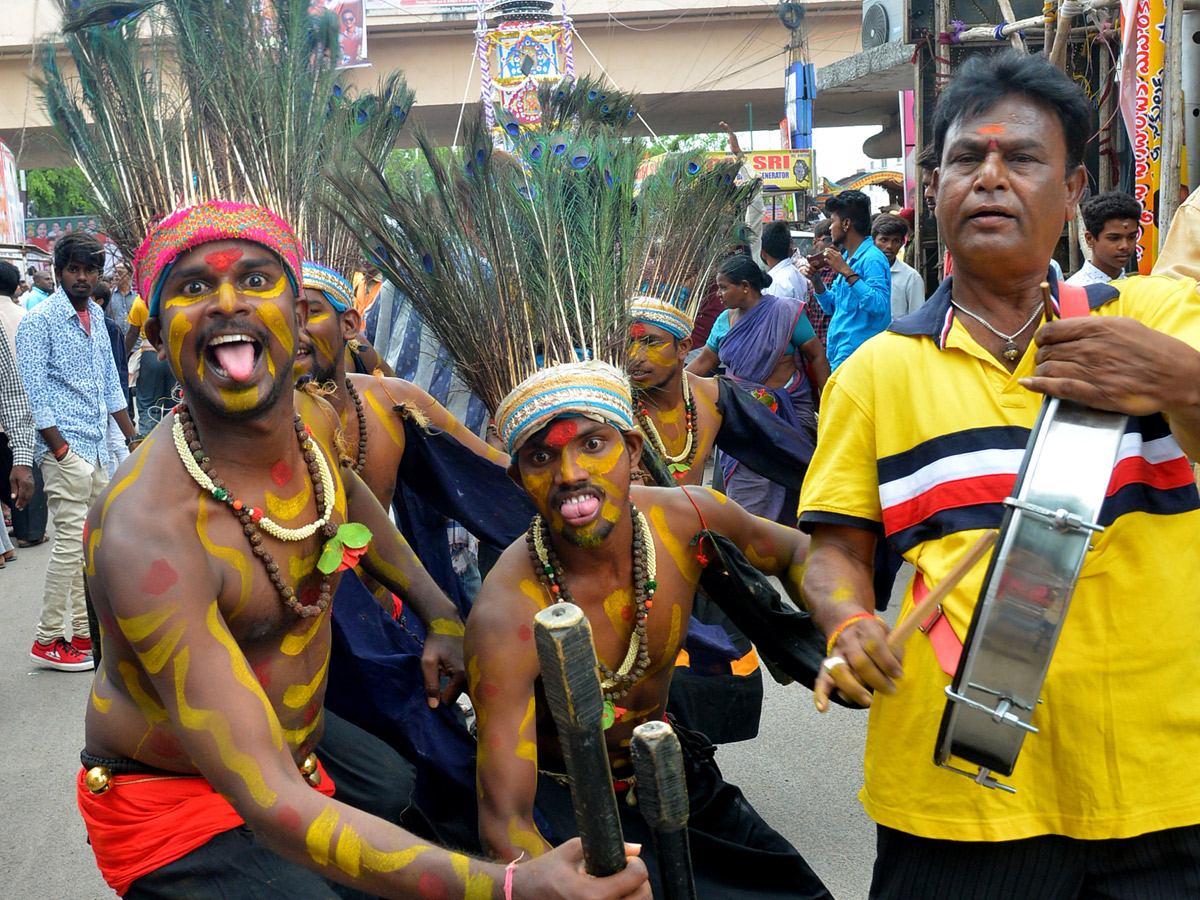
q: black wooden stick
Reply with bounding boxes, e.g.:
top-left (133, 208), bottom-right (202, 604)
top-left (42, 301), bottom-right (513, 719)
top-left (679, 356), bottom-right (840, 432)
top-left (631, 721), bottom-right (697, 900)
top-left (533, 603), bottom-right (627, 876)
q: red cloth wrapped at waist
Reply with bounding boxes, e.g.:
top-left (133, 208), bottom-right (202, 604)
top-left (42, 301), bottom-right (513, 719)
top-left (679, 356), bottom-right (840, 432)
top-left (76, 759), bottom-right (335, 896)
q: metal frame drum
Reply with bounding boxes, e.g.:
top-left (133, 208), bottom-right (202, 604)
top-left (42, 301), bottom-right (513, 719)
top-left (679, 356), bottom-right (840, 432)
top-left (934, 397), bottom-right (1128, 791)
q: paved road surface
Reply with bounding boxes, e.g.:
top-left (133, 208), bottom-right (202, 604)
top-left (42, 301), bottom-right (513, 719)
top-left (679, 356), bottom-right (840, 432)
top-left (0, 531), bottom-right (906, 899)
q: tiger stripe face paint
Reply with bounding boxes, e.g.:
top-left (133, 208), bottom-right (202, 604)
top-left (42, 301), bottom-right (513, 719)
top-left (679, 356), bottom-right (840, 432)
top-left (156, 240), bottom-right (297, 419)
top-left (517, 420), bottom-right (636, 549)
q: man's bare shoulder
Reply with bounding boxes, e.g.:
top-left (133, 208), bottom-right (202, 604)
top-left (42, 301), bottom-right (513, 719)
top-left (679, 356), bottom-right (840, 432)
top-left (91, 431), bottom-right (201, 543)
top-left (685, 370), bottom-right (719, 402)
top-left (349, 372), bottom-right (431, 408)
top-left (466, 539), bottom-right (544, 678)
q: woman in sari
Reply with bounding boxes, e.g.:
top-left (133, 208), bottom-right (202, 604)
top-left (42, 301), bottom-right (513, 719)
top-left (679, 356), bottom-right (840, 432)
top-left (687, 254), bottom-right (829, 523)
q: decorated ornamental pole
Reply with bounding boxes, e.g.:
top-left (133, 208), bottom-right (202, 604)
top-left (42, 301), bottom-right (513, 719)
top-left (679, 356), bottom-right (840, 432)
top-left (475, 0), bottom-right (576, 139)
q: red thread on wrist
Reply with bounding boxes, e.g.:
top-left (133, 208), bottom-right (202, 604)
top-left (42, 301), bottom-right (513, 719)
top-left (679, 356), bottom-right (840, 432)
top-left (54, 443), bottom-right (70, 460)
top-left (826, 612), bottom-right (881, 657)
top-left (504, 857), bottom-right (521, 900)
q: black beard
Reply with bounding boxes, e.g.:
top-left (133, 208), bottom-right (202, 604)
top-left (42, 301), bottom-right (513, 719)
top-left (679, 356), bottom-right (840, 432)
top-left (309, 350), bottom-right (340, 386)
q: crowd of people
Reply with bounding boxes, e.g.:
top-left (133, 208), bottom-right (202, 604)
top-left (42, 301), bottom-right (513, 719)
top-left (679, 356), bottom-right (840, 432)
top-left (3, 44), bottom-right (1200, 900)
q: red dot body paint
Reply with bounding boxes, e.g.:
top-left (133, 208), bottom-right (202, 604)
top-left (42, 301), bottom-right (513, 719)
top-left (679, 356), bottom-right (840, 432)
top-left (277, 805), bottom-right (302, 830)
top-left (252, 659), bottom-right (272, 689)
top-left (544, 419), bottom-right (577, 449)
top-left (620, 604), bottom-right (633, 622)
top-left (483, 682), bottom-right (501, 699)
top-left (416, 873), bottom-right (450, 900)
top-left (204, 248), bottom-right (244, 273)
top-left (517, 624), bottom-right (533, 642)
top-left (141, 559), bottom-right (180, 595)
top-left (270, 460), bottom-right (293, 486)
top-left (630, 323), bottom-right (646, 338)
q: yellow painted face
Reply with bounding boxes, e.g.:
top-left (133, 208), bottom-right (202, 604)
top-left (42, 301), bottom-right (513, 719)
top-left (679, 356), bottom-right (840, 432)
top-left (154, 239), bottom-right (299, 419)
top-left (516, 418), bottom-right (637, 548)
top-left (628, 321), bottom-right (682, 391)
top-left (295, 289), bottom-right (344, 384)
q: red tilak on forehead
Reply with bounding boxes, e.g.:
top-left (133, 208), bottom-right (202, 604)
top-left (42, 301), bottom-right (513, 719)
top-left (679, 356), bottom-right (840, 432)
top-left (544, 418), bottom-right (578, 448)
top-left (204, 248), bottom-right (244, 273)
top-left (630, 323), bottom-right (646, 338)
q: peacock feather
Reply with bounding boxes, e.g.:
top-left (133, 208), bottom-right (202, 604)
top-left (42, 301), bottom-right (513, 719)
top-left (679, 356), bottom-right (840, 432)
top-left (38, 0), bottom-right (411, 272)
top-left (324, 78), bottom-right (758, 415)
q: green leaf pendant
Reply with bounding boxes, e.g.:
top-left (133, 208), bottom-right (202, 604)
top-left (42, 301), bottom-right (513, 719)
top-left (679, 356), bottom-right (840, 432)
top-left (601, 700), bottom-right (616, 730)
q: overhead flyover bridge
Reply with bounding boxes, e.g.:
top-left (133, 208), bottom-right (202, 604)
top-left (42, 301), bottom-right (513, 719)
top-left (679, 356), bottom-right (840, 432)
top-left (0, 0), bottom-right (902, 169)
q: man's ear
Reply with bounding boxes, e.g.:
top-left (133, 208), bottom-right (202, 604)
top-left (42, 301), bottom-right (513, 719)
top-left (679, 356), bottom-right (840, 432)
top-left (294, 293), bottom-right (310, 330)
top-left (340, 308), bottom-right (363, 341)
top-left (1064, 165), bottom-right (1087, 221)
top-left (506, 460), bottom-right (523, 488)
top-left (677, 335), bottom-right (693, 358)
top-left (1083, 230), bottom-right (1098, 250)
top-left (624, 429), bottom-right (644, 471)
top-left (145, 317), bottom-right (164, 360)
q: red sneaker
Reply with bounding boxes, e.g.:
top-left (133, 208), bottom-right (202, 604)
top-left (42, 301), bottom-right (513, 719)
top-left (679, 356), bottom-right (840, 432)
top-left (71, 636), bottom-right (93, 655)
top-left (30, 637), bottom-right (94, 672)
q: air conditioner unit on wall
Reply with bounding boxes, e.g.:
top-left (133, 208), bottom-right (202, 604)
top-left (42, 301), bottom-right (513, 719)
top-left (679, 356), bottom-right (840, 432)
top-left (862, 0), bottom-right (905, 49)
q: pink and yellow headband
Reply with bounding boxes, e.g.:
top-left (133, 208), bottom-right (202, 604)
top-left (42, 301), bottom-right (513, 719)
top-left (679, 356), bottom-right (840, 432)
top-left (134, 201), bottom-right (304, 317)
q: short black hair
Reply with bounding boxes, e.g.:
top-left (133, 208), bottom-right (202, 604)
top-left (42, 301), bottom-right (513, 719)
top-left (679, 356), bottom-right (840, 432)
top-left (932, 50), bottom-right (1093, 171)
top-left (760, 221), bottom-right (793, 261)
top-left (825, 190), bottom-right (871, 237)
top-left (1081, 190), bottom-right (1142, 236)
top-left (871, 212), bottom-right (910, 240)
top-left (812, 218), bottom-right (833, 240)
top-left (0, 260), bottom-right (18, 296)
top-left (92, 282), bottom-right (112, 306)
top-left (53, 232), bottom-right (106, 274)
top-left (717, 254), bottom-right (773, 292)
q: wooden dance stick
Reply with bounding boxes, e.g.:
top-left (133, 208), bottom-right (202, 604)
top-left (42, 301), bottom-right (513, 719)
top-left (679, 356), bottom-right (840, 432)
top-left (630, 721), bottom-right (697, 900)
top-left (1041, 281), bottom-right (1055, 323)
top-left (885, 530), bottom-right (999, 654)
top-left (533, 603), bottom-right (627, 877)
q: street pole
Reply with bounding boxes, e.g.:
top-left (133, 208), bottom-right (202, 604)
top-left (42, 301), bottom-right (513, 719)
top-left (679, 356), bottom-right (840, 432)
top-left (747, 102), bottom-right (754, 151)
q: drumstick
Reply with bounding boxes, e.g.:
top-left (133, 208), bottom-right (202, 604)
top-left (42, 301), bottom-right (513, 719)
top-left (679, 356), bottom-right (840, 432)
top-left (886, 530), bottom-right (999, 653)
top-left (631, 721), bottom-right (697, 900)
top-left (533, 603), bottom-right (627, 877)
top-left (1041, 281), bottom-right (1055, 322)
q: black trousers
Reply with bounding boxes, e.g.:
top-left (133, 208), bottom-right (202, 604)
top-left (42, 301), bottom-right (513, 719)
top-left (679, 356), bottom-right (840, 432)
top-left (1, 432), bottom-right (47, 542)
top-left (535, 721), bottom-right (833, 900)
top-left (870, 822), bottom-right (1200, 900)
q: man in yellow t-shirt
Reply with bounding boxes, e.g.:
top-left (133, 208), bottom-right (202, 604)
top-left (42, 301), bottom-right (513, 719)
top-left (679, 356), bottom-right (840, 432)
top-left (125, 293), bottom-right (179, 437)
top-left (799, 52), bottom-right (1200, 898)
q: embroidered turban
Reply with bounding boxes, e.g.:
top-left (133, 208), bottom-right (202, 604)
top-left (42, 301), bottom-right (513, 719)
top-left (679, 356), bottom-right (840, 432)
top-left (628, 296), bottom-right (694, 341)
top-left (134, 201), bottom-right (304, 316)
top-left (495, 360), bottom-right (636, 456)
top-left (302, 262), bottom-right (354, 313)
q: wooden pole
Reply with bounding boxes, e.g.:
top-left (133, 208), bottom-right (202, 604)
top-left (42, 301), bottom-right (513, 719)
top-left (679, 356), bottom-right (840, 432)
top-left (1159, 0), bottom-right (1185, 248)
top-left (886, 531), bottom-right (998, 653)
top-left (631, 722), bottom-right (697, 900)
top-left (1098, 47), bottom-right (1115, 192)
top-left (1049, 0), bottom-right (1074, 68)
top-left (997, 0), bottom-right (1030, 51)
top-left (533, 603), bottom-right (627, 877)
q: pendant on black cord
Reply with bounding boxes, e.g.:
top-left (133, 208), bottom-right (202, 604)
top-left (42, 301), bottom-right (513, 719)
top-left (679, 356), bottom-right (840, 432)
top-left (1003, 341), bottom-right (1020, 361)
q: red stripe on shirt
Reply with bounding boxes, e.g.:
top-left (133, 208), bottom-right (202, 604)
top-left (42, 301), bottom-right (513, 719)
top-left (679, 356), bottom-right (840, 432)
top-left (882, 472), bottom-right (1017, 536)
top-left (1106, 454), bottom-right (1195, 496)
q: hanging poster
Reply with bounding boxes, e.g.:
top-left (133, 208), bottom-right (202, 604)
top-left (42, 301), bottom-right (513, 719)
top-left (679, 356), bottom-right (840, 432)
top-left (1119, 0), bottom-right (1164, 272)
top-left (0, 140), bottom-right (22, 245)
top-left (310, 1), bottom-right (370, 69)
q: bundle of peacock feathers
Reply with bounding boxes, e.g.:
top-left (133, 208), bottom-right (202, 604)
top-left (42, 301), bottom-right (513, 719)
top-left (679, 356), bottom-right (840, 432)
top-left (38, 0), bottom-right (412, 274)
top-left (324, 76), bottom-right (757, 415)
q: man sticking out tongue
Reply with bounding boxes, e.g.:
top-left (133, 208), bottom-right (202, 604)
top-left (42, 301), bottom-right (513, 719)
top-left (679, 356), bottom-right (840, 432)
top-left (467, 359), bottom-right (835, 900)
top-left (77, 202), bottom-right (651, 900)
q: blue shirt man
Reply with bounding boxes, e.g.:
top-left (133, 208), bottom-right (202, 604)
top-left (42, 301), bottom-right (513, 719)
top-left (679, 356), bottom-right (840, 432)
top-left (811, 190), bottom-right (893, 370)
top-left (15, 233), bottom-right (137, 673)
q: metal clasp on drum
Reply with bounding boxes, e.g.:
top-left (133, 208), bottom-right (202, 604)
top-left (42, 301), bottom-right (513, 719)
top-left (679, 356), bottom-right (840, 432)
top-left (1003, 497), bottom-right (1105, 544)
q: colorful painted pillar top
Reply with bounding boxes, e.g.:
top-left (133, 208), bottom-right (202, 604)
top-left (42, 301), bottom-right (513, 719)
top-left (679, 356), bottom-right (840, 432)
top-left (476, 0), bottom-right (575, 135)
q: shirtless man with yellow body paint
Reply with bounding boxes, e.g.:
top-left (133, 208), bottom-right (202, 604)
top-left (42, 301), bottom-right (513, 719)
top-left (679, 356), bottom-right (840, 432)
top-left (466, 360), bottom-right (833, 900)
top-left (294, 261), bottom-right (507, 514)
top-left (77, 204), bottom-right (649, 900)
